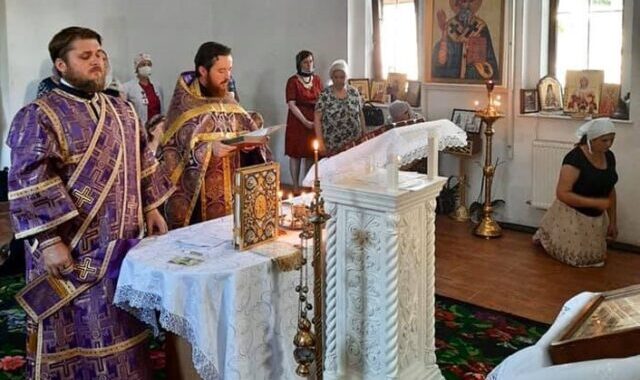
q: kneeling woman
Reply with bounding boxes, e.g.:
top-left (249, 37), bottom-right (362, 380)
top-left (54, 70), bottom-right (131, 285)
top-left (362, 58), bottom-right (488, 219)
top-left (533, 118), bottom-right (618, 267)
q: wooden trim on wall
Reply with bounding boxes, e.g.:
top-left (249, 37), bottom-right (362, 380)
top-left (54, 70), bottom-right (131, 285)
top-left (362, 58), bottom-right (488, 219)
top-left (547, 0), bottom-right (558, 77)
top-left (372, 0), bottom-right (383, 80)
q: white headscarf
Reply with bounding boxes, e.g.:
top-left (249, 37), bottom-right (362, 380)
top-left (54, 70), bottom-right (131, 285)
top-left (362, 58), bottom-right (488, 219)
top-left (328, 59), bottom-right (349, 78)
top-left (576, 118), bottom-right (615, 153)
top-left (134, 53), bottom-right (152, 70)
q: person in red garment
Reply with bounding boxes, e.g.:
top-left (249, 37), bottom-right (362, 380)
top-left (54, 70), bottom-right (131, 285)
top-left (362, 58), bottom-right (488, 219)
top-left (285, 50), bottom-right (323, 193)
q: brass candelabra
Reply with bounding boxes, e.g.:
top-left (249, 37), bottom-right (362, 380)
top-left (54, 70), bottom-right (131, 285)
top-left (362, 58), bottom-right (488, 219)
top-left (474, 80), bottom-right (503, 238)
top-left (293, 142), bottom-right (330, 378)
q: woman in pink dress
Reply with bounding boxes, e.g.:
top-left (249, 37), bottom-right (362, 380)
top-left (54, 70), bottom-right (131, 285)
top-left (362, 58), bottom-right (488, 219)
top-left (285, 50), bottom-right (323, 193)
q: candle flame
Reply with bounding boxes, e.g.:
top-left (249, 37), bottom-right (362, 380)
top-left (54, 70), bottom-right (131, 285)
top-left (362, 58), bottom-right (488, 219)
top-left (312, 140), bottom-right (319, 151)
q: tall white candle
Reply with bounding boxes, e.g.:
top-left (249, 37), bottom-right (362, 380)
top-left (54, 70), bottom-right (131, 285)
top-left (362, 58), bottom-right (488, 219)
top-left (386, 151), bottom-right (399, 191)
top-left (427, 132), bottom-right (439, 180)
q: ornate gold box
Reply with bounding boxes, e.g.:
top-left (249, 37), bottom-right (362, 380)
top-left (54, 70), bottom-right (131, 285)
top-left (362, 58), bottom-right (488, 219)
top-left (549, 285), bottom-right (640, 364)
top-left (233, 162), bottom-right (280, 250)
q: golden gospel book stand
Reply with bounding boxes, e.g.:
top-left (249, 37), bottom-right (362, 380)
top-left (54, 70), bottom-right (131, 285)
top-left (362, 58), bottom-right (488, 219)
top-left (233, 162), bottom-right (280, 250)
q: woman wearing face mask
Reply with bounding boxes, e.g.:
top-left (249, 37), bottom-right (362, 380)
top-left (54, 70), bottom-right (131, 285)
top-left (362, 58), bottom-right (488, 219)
top-left (124, 52), bottom-right (164, 125)
top-left (533, 118), bottom-right (618, 267)
top-left (285, 50), bottom-right (323, 193)
top-left (314, 59), bottom-right (366, 156)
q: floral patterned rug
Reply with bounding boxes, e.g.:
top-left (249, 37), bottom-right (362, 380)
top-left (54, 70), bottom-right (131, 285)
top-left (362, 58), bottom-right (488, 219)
top-left (0, 274), bottom-right (548, 379)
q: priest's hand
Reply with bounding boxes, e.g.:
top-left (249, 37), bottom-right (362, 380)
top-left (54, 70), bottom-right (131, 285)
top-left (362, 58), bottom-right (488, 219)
top-left (43, 242), bottom-right (74, 279)
top-left (212, 141), bottom-right (237, 157)
top-left (145, 208), bottom-right (168, 236)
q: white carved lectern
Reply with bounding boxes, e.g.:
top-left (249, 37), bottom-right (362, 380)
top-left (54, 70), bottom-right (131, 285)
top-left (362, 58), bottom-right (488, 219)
top-left (321, 172), bottom-right (445, 380)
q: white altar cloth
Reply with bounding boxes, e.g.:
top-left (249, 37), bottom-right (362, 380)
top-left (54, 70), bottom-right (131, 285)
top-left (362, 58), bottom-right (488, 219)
top-left (488, 292), bottom-right (640, 380)
top-left (303, 119), bottom-right (467, 186)
top-left (113, 217), bottom-right (303, 380)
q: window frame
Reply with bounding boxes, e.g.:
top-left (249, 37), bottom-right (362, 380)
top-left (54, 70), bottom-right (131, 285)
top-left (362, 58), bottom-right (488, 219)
top-left (547, 0), bottom-right (624, 84)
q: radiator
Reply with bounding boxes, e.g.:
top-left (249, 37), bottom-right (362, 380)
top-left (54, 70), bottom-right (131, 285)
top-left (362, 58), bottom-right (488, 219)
top-left (531, 140), bottom-right (573, 209)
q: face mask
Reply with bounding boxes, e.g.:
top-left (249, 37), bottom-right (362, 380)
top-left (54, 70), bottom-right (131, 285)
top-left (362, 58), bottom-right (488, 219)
top-left (297, 68), bottom-right (314, 77)
top-left (138, 65), bottom-right (152, 77)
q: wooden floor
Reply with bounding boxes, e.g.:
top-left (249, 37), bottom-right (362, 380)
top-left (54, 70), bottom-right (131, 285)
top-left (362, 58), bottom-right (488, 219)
top-left (435, 215), bottom-right (640, 324)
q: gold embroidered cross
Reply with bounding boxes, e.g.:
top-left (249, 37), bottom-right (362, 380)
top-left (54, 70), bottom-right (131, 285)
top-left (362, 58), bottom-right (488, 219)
top-left (75, 257), bottom-right (97, 280)
top-left (73, 186), bottom-right (94, 208)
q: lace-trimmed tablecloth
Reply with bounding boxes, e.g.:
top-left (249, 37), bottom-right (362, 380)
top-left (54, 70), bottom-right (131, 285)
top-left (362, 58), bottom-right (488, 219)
top-left (114, 216), bottom-right (305, 379)
top-left (303, 118), bottom-right (467, 186)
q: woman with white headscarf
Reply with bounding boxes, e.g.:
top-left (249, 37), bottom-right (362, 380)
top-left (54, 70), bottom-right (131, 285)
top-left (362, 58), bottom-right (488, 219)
top-left (123, 52), bottom-right (164, 125)
top-left (533, 118), bottom-right (618, 267)
top-left (314, 59), bottom-right (366, 156)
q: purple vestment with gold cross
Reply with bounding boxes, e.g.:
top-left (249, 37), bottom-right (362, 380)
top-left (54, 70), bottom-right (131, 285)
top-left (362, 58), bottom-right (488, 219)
top-left (6, 87), bottom-right (174, 379)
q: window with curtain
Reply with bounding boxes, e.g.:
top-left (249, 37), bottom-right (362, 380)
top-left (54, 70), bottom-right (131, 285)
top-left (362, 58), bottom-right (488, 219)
top-left (550, 0), bottom-right (623, 86)
top-left (381, 0), bottom-right (418, 80)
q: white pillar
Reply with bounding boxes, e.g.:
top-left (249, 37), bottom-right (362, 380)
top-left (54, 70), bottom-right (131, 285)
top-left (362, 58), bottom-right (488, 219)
top-left (322, 172), bottom-right (445, 380)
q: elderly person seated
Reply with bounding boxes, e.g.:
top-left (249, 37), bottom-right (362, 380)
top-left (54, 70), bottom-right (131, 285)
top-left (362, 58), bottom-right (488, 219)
top-left (388, 100), bottom-right (423, 124)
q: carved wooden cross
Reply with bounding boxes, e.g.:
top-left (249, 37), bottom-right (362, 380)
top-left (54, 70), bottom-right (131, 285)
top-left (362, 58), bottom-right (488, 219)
top-left (76, 257), bottom-right (97, 280)
top-left (73, 186), bottom-right (94, 208)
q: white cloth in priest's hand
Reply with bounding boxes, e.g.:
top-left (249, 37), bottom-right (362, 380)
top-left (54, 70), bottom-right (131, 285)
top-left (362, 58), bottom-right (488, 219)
top-left (303, 119), bottom-right (466, 186)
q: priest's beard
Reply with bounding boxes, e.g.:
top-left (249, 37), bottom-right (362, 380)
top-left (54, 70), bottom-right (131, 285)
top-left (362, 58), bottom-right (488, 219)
top-left (203, 76), bottom-right (228, 98)
top-left (63, 67), bottom-right (106, 94)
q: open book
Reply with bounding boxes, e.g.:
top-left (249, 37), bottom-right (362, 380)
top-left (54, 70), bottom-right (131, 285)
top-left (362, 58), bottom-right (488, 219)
top-left (222, 125), bottom-right (282, 147)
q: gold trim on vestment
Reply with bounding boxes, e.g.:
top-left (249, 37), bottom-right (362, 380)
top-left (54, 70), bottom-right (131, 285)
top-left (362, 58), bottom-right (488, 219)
top-left (223, 156), bottom-right (232, 215)
top-left (34, 100), bottom-right (69, 161)
top-left (33, 240), bottom-right (116, 322)
top-left (161, 76), bottom-right (248, 146)
top-left (143, 185), bottom-right (176, 214)
top-left (183, 144), bottom-right (212, 227)
top-left (131, 102), bottom-right (145, 236)
top-left (14, 210), bottom-right (79, 239)
top-left (41, 330), bottom-right (149, 363)
top-left (52, 88), bottom-right (99, 104)
top-left (35, 321), bottom-right (43, 380)
top-left (65, 153), bottom-right (83, 165)
top-left (103, 96), bottom-right (129, 239)
top-left (8, 177), bottom-right (62, 200)
top-left (69, 147), bottom-right (123, 250)
top-left (66, 95), bottom-right (107, 190)
top-left (162, 103), bottom-right (247, 145)
top-left (141, 161), bottom-right (158, 179)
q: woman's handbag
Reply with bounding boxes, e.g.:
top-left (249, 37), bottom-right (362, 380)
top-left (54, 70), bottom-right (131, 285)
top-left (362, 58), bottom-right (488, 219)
top-left (362, 102), bottom-right (385, 126)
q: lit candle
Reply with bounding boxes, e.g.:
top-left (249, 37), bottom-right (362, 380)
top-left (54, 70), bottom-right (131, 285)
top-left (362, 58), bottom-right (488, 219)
top-left (474, 100), bottom-right (480, 109)
top-left (312, 139), bottom-right (319, 182)
top-left (427, 131), bottom-right (439, 180)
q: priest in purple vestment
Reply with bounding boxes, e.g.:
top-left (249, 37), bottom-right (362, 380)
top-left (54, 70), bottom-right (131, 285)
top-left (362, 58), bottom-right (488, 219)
top-left (159, 41), bottom-right (268, 229)
top-left (7, 27), bottom-right (174, 380)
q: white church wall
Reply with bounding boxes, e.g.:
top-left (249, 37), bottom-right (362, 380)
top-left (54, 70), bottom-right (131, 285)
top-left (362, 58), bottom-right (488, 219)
top-left (428, 0), bottom-right (640, 246)
top-left (0, 0), bottom-right (348, 186)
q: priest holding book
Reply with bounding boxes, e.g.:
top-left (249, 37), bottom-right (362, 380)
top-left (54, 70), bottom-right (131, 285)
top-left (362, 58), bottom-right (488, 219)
top-left (158, 41), bottom-right (268, 229)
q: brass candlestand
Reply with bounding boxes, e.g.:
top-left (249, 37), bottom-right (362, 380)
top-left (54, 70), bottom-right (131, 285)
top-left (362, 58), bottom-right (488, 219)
top-left (474, 81), bottom-right (503, 238)
top-left (293, 142), bottom-right (330, 379)
top-left (308, 177), bottom-right (329, 379)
